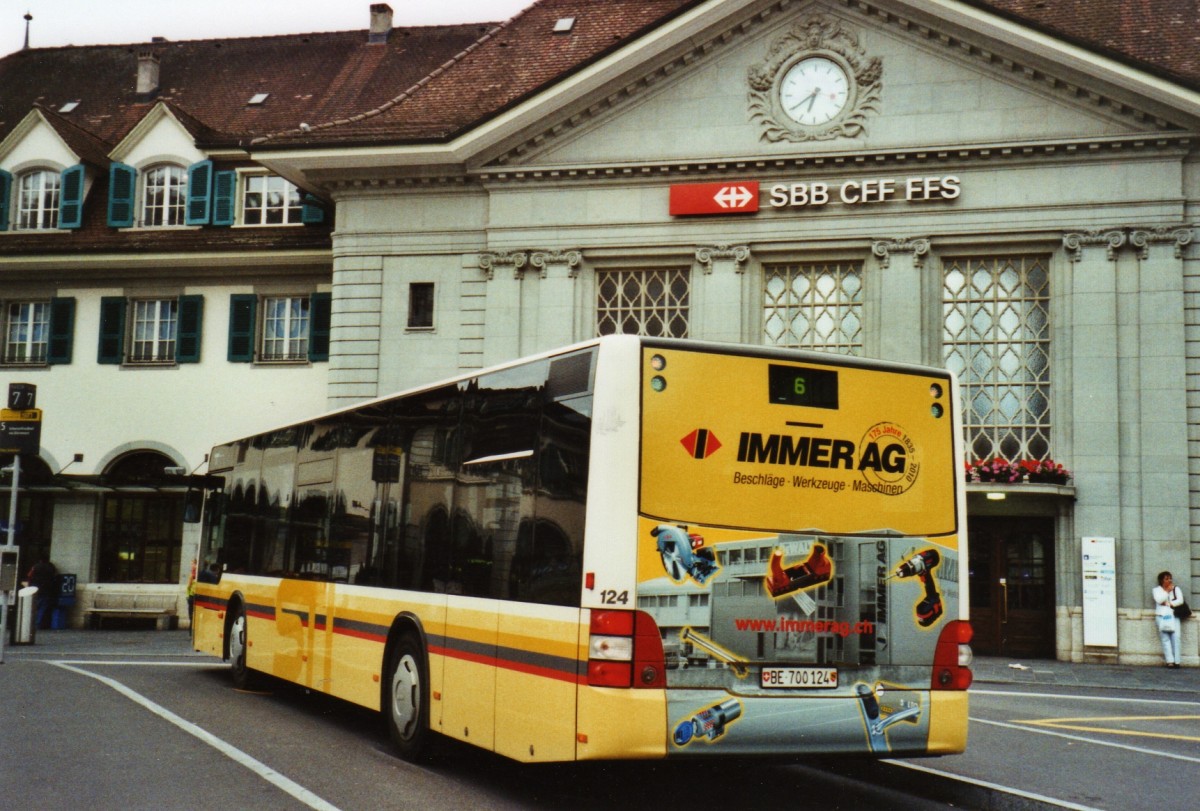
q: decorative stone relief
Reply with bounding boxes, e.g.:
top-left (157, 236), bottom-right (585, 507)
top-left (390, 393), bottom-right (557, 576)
top-left (1129, 226), bottom-right (1193, 259)
top-left (748, 14), bottom-right (882, 143)
top-left (529, 249), bottom-right (583, 279)
top-left (478, 251), bottom-right (528, 280)
top-left (695, 244), bottom-right (751, 274)
top-left (871, 237), bottom-right (930, 269)
top-left (1062, 230), bottom-right (1125, 262)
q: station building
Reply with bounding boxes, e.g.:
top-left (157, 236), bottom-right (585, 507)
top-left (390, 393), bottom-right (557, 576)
top-left (1, 0), bottom-right (1197, 665)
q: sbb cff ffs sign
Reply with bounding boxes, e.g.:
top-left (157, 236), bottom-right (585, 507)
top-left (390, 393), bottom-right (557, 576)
top-left (669, 182), bottom-right (761, 216)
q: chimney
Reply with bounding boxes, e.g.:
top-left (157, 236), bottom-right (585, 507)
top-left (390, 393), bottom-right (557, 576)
top-left (136, 49), bottom-right (160, 99)
top-left (369, 3), bottom-right (393, 44)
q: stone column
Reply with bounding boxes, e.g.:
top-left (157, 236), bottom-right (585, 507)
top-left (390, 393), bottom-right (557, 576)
top-left (529, 249), bottom-right (583, 353)
top-left (871, 237), bottom-right (929, 364)
top-left (1128, 227), bottom-right (1192, 585)
top-left (329, 254), bottom-right (383, 407)
top-left (478, 251), bottom-right (527, 367)
top-left (694, 244), bottom-right (751, 343)
top-left (1063, 229), bottom-right (1126, 651)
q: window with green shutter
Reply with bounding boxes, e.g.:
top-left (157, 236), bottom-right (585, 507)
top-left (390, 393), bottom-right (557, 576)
top-left (212, 171), bottom-right (236, 227)
top-left (308, 292), bottom-right (331, 362)
top-left (98, 296), bottom-right (126, 364)
top-left (228, 294), bottom-right (257, 362)
top-left (47, 297), bottom-right (76, 365)
top-left (0, 169), bottom-right (11, 232)
top-left (107, 163), bottom-right (137, 227)
top-left (185, 160), bottom-right (214, 225)
top-left (177, 295), bottom-right (204, 363)
top-left (57, 164), bottom-right (85, 230)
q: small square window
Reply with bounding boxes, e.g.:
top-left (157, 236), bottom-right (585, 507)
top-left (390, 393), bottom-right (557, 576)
top-left (408, 283), bottom-right (434, 329)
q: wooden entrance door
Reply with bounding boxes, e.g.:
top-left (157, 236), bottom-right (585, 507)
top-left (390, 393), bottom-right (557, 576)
top-left (968, 516), bottom-right (1056, 658)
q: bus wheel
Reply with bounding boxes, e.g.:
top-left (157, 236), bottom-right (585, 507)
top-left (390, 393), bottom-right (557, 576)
top-left (386, 634), bottom-right (431, 761)
top-left (229, 604), bottom-right (260, 690)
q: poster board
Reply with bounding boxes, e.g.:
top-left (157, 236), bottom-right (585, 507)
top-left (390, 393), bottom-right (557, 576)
top-left (1081, 536), bottom-right (1117, 647)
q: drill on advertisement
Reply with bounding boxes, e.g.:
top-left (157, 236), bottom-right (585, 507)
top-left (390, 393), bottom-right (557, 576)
top-left (890, 548), bottom-right (943, 627)
top-left (673, 698), bottom-right (743, 746)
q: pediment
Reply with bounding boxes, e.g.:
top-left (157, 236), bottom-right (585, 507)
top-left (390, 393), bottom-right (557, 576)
top-left (485, 1), bottom-right (1195, 171)
top-left (110, 103), bottom-right (206, 168)
top-left (0, 110), bottom-right (82, 171)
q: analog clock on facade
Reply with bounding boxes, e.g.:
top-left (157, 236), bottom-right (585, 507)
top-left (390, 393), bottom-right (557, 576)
top-left (779, 56), bottom-right (850, 126)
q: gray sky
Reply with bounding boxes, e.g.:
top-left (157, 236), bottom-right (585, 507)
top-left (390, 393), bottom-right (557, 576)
top-left (2, 1), bottom-right (534, 55)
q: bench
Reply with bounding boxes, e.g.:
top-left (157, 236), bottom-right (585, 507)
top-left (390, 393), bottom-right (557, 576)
top-left (86, 591), bottom-right (178, 630)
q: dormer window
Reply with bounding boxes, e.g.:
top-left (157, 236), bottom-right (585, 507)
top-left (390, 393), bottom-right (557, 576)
top-left (141, 164), bottom-right (188, 227)
top-left (16, 169), bottom-right (60, 230)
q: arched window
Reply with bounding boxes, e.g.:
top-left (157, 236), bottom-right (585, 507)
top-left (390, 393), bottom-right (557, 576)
top-left (16, 169), bottom-right (60, 230)
top-left (141, 164), bottom-right (188, 226)
top-left (99, 450), bottom-right (184, 583)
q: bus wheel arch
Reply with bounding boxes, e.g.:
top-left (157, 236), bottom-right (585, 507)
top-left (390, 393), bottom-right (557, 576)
top-left (227, 595), bottom-right (261, 690)
top-left (382, 615), bottom-right (433, 761)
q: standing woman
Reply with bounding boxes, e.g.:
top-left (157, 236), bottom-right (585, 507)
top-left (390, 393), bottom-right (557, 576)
top-left (1153, 571), bottom-right (1184, 668)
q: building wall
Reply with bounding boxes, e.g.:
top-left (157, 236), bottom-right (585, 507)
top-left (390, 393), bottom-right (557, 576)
top-left (316, 3), bottom-right (1199, 664)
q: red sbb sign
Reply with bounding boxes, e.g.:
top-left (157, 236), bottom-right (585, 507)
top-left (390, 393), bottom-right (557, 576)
top-left (669, 181), bottom-right (760, 216)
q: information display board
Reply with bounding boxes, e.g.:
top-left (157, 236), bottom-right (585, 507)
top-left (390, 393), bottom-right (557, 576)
top-left (1081, 536), bottom-right (1118, 647)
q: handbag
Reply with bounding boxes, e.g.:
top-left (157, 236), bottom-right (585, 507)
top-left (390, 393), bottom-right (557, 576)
top-left (1174, 588), bottom-right (1192, 620)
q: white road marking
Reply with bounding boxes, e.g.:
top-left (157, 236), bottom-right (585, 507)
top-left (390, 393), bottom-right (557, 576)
top-left (969, 717), bottom-right (1200, 764)
top-left (51, 661), bottom-right (343, 811)
top-left (973, 688), bottom-right (1200, 707)
top-left (52, 659), bottom-right (217, 666)
top-left (883, 759), bottom-right (1104, 811)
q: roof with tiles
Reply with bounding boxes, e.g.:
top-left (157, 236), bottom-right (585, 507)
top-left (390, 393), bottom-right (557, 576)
top-left (0, 22), bottom-right (497, 150)
top-left (0, 0), bottom-right (1198, 154)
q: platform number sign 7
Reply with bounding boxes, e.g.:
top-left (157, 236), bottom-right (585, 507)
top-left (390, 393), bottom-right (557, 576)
top-left (8, 383), bottom-right (36, 410)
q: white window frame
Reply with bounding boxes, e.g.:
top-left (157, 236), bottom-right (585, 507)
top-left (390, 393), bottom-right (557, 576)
top-left (129, 298), bottom-right (178, 364)
top-left (2, 300), bottom-right (49, 364)
top-left (240, 172), bottom-right (303, 226)
top-left (260, 295), bottom-right (310, 361)
top-left (140, 164), bottom-right (188, 227)
top-left (16, 169), bottom-right (60, 230)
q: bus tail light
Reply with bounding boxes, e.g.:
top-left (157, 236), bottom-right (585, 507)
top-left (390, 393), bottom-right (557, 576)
top-left (931, 619), bottom-right (973, 690)
top-left (587, 609), bottom-right (667, 689)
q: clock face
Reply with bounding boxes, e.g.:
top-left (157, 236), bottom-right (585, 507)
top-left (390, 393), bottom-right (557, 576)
top-left (779, 56), bottom-right (850, 126)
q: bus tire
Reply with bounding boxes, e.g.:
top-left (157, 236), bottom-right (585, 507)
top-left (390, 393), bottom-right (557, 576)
top-left (228, 602), bottom-right (261, 690)
top-left (385, 634), bottom-right (431, 761)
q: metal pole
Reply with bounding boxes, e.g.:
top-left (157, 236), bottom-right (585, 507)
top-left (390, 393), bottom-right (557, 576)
top-left (0, 455), bottom-right (20, 663)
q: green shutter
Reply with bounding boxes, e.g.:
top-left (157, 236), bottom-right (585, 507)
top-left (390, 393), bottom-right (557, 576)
top-left (47, 297), bottom-right (76, 365)
top-left (58, 164), bottom-right (85, 229)
top-left (212, 170), bottom-right (236, 227)
top-left (228, 294), bottom-right (257, 362)
top-left (0, 169), bottom-right (11, 232)
top-left (97, 296), bottom-right (126, 364)
top-left (185, 160), bottom-right (214, 225)
top-left (177, 295), bottom-right (204, 363)
top-left (107, 163), bottom-right (137, 227)
top-left (308, 292), bottom-right (331, 362)
top-left (301, 194), bottom-right (326, 225)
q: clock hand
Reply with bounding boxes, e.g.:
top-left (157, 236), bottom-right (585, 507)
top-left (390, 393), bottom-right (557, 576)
top-left (787, 89), bottom-right (819, 115)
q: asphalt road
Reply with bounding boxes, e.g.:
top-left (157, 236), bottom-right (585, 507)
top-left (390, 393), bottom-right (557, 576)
top-left (3, 630), bottom-right (1198, 810)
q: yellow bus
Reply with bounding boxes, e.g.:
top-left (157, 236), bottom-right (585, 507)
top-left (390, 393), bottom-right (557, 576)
top-left (192, 336), bottom-right (971, 762)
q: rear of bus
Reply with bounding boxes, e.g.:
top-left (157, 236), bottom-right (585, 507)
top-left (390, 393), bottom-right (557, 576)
top-left (585, 338), bottom-right (970, 758)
